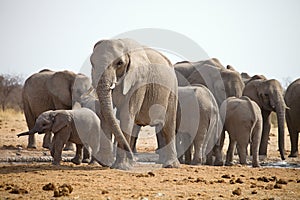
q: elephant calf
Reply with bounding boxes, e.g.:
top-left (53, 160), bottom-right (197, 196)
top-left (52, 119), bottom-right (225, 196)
top-left (18, 108), bottom-right (112, 166)
top-left (176, 85), bottom-right (222, 165)
top-left (220, 96), bottom-right (262, 167)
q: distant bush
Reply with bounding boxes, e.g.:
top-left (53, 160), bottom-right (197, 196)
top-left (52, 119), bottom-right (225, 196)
top-left (0, 74), bottom-right (24, 112)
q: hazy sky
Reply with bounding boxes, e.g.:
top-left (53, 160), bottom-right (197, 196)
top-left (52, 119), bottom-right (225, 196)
top-left (1, 0), bottom-right (299, 86)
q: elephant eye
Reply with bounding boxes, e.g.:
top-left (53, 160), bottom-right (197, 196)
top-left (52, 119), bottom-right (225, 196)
top-left (264, 93), bottom-right (269, 97)
top-left (116, 60), bottom-right (124, 67)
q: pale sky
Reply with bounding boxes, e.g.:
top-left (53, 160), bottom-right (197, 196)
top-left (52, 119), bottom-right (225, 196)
top-left (0, 0), bottom-right (299, 86)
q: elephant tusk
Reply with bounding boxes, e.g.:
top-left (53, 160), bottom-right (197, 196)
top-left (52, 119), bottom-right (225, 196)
top-left (110, 83), bottom-right (116, 90)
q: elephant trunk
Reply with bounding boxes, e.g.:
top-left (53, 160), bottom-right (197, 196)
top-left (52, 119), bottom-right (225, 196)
top-left (97, 80), bottom-right (134, 160)
top-left (275, 98), bottom-right (286, 160)
top-left (17, 128), bottom-right (37, 137)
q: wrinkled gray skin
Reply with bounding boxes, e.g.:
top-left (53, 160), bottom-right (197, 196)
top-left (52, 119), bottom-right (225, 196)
top-left (220, 96), bottom-right (262, 167)
top-left (243, 75), bottom-right (287, 160)
top-left (22, 70), bottom-right (94, 150)
top-left (175, 85), bottom-right (222, 165)
top-left (174, 58), bottom-right (245, 107)
top-left (91, 38), bottom-right (179, 170)
top-left (284, 78), bottom-right (300, 157)
top-left (18, 108), bottom-right (111, 166)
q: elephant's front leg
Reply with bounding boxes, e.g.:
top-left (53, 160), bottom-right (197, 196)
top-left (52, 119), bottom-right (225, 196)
top-left (159, 124), bottom-right (180, 168)
top-left (71, 144), bottom-right (83, 165)
top-left (112, 133), bottom-right (133, 170)
top-left (51, 136), bottom-right (65, 165)
top-left (42, 131), bottom-right (53, 149)
top-left (259, 110), bottom-right (271, 158)
top-left (111, 116), bottom-right (134, 170)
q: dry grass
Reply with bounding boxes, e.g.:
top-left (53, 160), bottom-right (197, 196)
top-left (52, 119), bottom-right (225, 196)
top-left (0, 109), bottom-right (24, 122)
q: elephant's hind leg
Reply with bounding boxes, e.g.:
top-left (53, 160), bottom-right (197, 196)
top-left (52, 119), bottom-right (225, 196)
top-left (225, 138), bottom-right (236, 166)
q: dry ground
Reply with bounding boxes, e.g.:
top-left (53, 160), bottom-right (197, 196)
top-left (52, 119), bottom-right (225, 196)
top-left (0, 110), bottom-right (299, 199)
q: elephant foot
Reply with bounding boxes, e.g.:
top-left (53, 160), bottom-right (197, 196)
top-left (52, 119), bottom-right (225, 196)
top-left (71, 158), bottom-right (82, 165)
top-left (252, 163), bottom-right (260, 168)
top-left (42, 143), bottom-right (51, 149)
top-left (162, 159), bottom-right (180, 168)
top-left (214, 160), bottom-right (224, 166)
top-left (191, 158), bottom-right (202, 165)
top-left (111, 161), bottom-right (132, 170)
top-left (52, 161), bottom-right (61, 165)
top-left (225, 162), bottom-right (233, 166)
top-left (288, 151), bottom-right (298, 158)
top-left (27, 144), bottom-right (37, 149)
top-left (82, 158), bottom-right (91, 163)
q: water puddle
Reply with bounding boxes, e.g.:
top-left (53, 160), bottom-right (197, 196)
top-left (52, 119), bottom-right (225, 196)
top-left (261, 161), bottom-right (300, 169)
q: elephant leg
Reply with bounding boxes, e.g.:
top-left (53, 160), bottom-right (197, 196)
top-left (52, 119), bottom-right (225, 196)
top-left (185, 143), bottom-right (193, 165)
top-left (97, 119), bottom-right (114, 167)
top-left (51, 136), bottom-right (64, 165)
top-left (112, 137), bottom-right (131, 170)
top-left (225, 138), bottom-right (236, 166)
top-left (111, 116), bottom-right (134, 170)
top-left (42, 131), bottom-right (53, 149)
top-left (155, 126), bottom-right (166, 156)
top-left (251, 121), bottom-right (262, 167)
top-left (71, 144), bottom-right (83, 165)
top-left (130, 125), bottom-right (141, 153)
top-left (236, 141), bottom-right (248, 165)
top-left (63, 141), bottom-right (75, 151)
top-left (288, 125), bottom-right (299, 157)
top-left (27, 134), bottom-right (37, 149)
top-left (259, 110), bottom-right (271, 157)
top-left (159, 123), bottom-right (180, 168)
top-left (211, 130), bottom-right (225, 166)
top-left (82, 146), bottom-right (91, 163)
top-left (175, 132), bottom-right (185, 164)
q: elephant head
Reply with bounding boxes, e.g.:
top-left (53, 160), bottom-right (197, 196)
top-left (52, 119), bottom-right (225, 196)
top-left (90, 39), bottom-right (149, 160)
top-left (46, 71), bottom-right (94, 108)
top-left (243, 77), bottom-right (287, 160)
top-left (18, 111), bottom-right (72, 137)
top-left (221, 66), bottom-right (245, 98)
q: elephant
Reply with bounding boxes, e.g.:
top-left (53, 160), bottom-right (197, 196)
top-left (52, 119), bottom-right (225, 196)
top-left (175, 85), bottom-right (222, 165)
top-left (174, 58), bottom-right (245, 107)
top-left (22, 69), bottom-right (95, 149)
top-left (220, 96), bottom-right (263, 167)
top-left (17, 108), bottom-right (113, 166)
top-left (284, 78), bottom-right (300, 157)
top-left (243, 75), bottom-right (287, 160)
top-left (90, 38), bottom-right (179, 170)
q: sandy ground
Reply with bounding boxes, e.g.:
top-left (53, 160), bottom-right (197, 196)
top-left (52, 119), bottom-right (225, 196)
top-left (0, 111), bottom-right (300, 199)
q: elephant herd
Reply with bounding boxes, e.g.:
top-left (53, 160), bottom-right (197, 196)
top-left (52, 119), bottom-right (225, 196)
top-left (17, 38), bottom-right (299, 170)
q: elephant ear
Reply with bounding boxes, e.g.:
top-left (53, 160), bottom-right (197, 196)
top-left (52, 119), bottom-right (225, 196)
top-left (122, 39), bottom-right (150, 95)
top-left (51, 112), bottom-right (72, 133)
top-left (47, 71), bottom-right (76, 108)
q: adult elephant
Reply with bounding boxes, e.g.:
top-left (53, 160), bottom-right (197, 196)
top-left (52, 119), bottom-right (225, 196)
top-left (22, 69), bottom-right (94, 149)
top-left (284, 78), bottom-right (300, 157)
top-left (243, 75), bottom-right (287, 160)
top-left (90, 38), bottom-right (179, 170)
top-left (174, 58), bottom-right (245, 107)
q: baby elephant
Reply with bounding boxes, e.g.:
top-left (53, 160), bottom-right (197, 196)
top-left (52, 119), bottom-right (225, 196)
top-left (18, 108), bottom-right (105, 165)
top-left (220, 96), bottom-right (262, 167)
